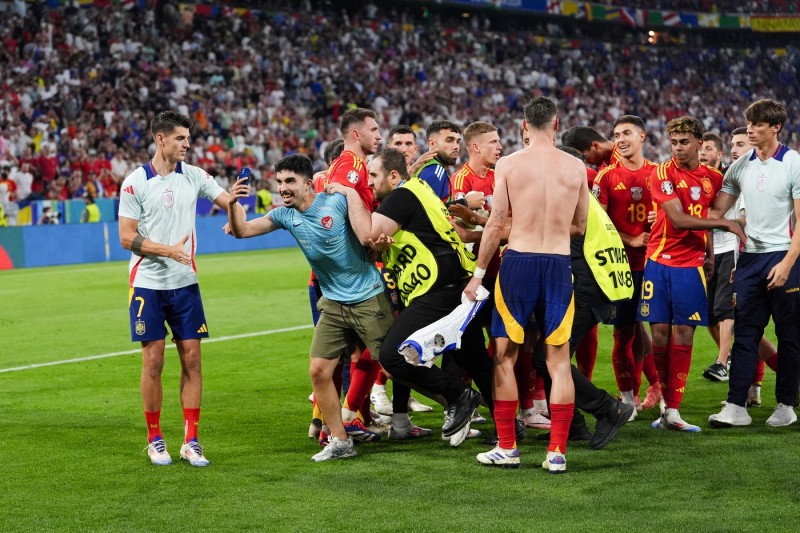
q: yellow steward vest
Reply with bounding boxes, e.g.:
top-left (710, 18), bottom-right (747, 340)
top-left (584, 194), bottom-right (634, 302)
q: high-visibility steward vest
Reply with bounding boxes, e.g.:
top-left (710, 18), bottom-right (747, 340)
top-left (84, 203), bottom-right (101, 222)
top-left (584, 193), bottom-right (634, 302)
top-left (256, 189), bottom-right (270, 214)
top-left (382, 178), bottom-right (476, 305)
top-left (0, 204), bottom-right (6, 227)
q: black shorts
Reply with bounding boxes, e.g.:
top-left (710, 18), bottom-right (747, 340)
top-left (708, 250), bottom-right (735, 324)
top-left (605, 270), bottom-right (644, 326)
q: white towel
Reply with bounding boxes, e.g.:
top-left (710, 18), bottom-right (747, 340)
top-left (398, 285), bottom-right (490, 367)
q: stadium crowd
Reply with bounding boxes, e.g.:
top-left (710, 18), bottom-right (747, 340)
top-left (0, 0), bottom-right (798, 222)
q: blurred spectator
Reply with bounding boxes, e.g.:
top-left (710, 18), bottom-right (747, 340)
top-left (37, 205), bottom-right (61, 225)
top-left (10, 161), bottom-right (34, 201)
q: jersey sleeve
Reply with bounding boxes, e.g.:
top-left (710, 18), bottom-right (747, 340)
top-left (196, 167), bottom-right (225, 201)
top-left (650, 165), bottom-right (678, 206)
top-left (117, 171), bottom-right (142, 220)
top-left (417, 164), bottom-right (449, 200)
top-left (376, 188), bottom-right (414, 228)
top-left (267, 206), bottom-right (287, 229)
top-left (721, 158), bottom-right (742, 197)
top-left (452, 168), bottom-right (471, 198)
top-left (593, 167), bottom-right (612, 204)
top-left (325, 156), bottom-right (357, 190)
top-left (789, 152), bottom-right (800, 199)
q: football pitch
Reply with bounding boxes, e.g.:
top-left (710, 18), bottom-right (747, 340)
top-left (1, 248), bottom-right (796, 532)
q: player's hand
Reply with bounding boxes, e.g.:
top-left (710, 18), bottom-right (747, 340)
top-left (228, 177), bottom-right (251, 205)
top-left (465, 191), bottom-right (485, 210)
top-left (368, 233), bottom-right (395, 252)
top-left (647, 210), bottom-right (657, 225)
top-left (408, 149), bottom-right (437, 176)
top-left (725, 219), bottom-right (747, 246)
top-left (222, 222), bottom-right (232, 235)
top-left (464, 275), bottom-right (483, 302)
top-left (766, 259), bottom-right (793, 290)
top-left (630, 231), bottom-right (650, 248)
top-left (168, 235), bottom-right (192, 265)
top-left (729, 268), bottom-right (736, 284)
top-left (325, 182), bottom-right (350, 197)
top-left (703, 256), bottom-right (714, 281)
top-left (449, 203), bottom-right (478, 225)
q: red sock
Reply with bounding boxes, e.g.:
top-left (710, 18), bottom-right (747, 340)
top-left (145, 410), bottom-right (162, 442)
top-left (765, 352), bottom-right (779, 371)
top-left (612, 329), bottom-right (636, 392)
top-left (514, 350), bottom-right (536, 409)
top-left (375, 370), bottom-right (388, 386)
top-left (652, 345), bottom-right (668, 399)
top-left (533, 373), bottom-right (546, 401)
top-left (344, 350), bottom-right (380, 411)
top-left (183, 408), bottom-right (200, 443)
top-left (548, 403), bottom-right (574, 454)
top-left (494, 399), bottom-right (518, 449)
top-left (633, 358), bottom-right (645, 397)
top-left (575, 325), bottom-right (598, 380)
top-left (753, 359), bottom-right (765, 385)
top-left (643, 352), bottom-right (659, 386)
top-left (666, 344), bottom-right (692, 410)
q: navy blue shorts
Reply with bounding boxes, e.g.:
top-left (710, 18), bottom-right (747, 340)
top-left (637, 260), bottom-right (708, 326)
top-left (128, 284), bottom-right (209, 342)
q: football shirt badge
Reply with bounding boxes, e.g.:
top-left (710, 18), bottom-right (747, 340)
top-left (347, 170), bottom-right (359, 184)
top-left (162, 189), bottom-right (174, 208)
top-left (661, 181), bottom-right (674, 195)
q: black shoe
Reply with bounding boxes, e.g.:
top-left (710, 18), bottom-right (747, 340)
top-left (481, 419), bottom-right (528, 446)
top-left (590, 401), bottom-right (635, 450)
top-left (703, 361), bottom-right (729, 382)
top-left (534, 421), bottom-right (592, 442)
top-left (442, 388), bottom-right (482, 437)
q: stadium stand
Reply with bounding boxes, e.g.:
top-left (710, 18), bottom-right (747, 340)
top-left (0, 0), bottom-right (798, 225)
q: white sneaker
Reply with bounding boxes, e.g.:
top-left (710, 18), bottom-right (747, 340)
top-left (620, 391), bottom-right (638, 421)
top-left (447, 421), bottom-right (473, 448)
top-left (520, 411), bottom-right (551, 430)
top-left (370, 410), bottom-right (392, 426)
top-left (766, 403), bottom-right (797, 427)
top-left (408, 395), bottom-right (433, 412)
top-left (388, 423), bottom-right (433, 440)
top-left (477, 446), bottom-right (520, 468)
top-left (709, 403), bottom-right (752, 428)
top-left (180, 440), bottom-right (210, 467)
top-left (542, 450), bottom-right (566, 473)
top-left (471, 409), bottom-right (487, 424)
top-left (662, 409), bottom-right (701, 432)
top-left (370, 387), bottom-right (393, 416)
top-left (145, 437), bottom-right (172, 466)
top-left (311, 436), bottom-right (357, 462)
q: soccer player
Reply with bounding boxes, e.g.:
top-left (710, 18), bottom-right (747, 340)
top-left (466, 96), bottom-right (589, 472)
top-left (709, 99), bottom-right (800, 429)
top-left (698, 131), bottom-right (737, 382)
top-left (639, 116), bottom-right (745, 432)
top-left (228, 154), bottom-right (393, 461)
top-left (562, 125), bottom-right (622, 169)
top-left (328, 148), bottom-right (493, 447)
top-left (414, 120), bottom-right (462, 202)
top-left (593, 115), bottom-right (660, 418)
top-left (118, 111), bottom-right (231, 467)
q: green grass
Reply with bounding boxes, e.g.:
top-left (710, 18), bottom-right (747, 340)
top-left (0, 249), bottom-right (796, 532)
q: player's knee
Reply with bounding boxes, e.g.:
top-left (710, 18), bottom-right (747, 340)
top-left (308, 358), bottom-right (332, 383)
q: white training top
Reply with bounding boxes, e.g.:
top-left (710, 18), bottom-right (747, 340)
top-left (721, 145), bottom-right (800, 254)
top-left (118, 161), bottom-right (224, 290)
top-left (712, 198), bottom-right (743, 255)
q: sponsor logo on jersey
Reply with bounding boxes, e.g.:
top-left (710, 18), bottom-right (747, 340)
top-left (321, 216), bottom-right (333, 229)
top-left (677, 180), bottom-right (688, 189)
top-left (135, 320), bottom-right (146, 336)
top-left (124, 186), bottom-right (134, 195)
top-left (661, 181), bottom-right (674, 195)
top-left (162, 188), bottom-right (174, 208)
top-left (690, 186), bottom-right (701, 201)
top-left (701, 177), bottom-right (713, 196)
top-left (347, 170), bottom-right (359, 184)
top-left (631, 187), bottom-right (643, 201)
top-left (614, 182), bottom-right (627, 191)
top-left (757, 174), bottom-right (767, 192)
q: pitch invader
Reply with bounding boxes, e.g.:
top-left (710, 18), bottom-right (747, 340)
top-left (594, 115), bottom-right (660, 419)
top-left (638, 116), bottom-right (745, 432)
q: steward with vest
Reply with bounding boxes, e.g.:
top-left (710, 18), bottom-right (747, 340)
top-left (328, 147), bottom-right (493, 439)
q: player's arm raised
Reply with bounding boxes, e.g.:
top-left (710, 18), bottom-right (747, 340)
top-left (226, 176), bottom-right (278, 238)
top-left (119, 216), bottom-right (191, 265)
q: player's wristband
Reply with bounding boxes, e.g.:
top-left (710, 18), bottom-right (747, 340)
top-left (473, 267), bottom-right (486, 279)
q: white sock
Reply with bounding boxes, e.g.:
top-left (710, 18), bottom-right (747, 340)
top-left (533, 399), bottom-right (548, 413)
top-left (341, 407), bottom-right (358, 424)
top-left (620, 390), bottom-right (635, 404)
top-left (392, 412), bottom-right (411, 428)
top-left (521, 407), bottom-right (536, 417)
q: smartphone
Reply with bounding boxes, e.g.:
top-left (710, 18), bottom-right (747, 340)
top-left (238, 167), bottom-right (251, 185)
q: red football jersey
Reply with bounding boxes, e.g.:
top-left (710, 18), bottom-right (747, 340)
top-left (598, 145), bottom-right (623, 171)
top-left (647, 159), bottom-right (723, 267)
top-left (586, 167), bottom-right (598, 189)
top-left (593, 160), bottom-right (656, 271)
top-left (323, 150), bottom-right (373, 212)
top-left (451, 163), bottom-right (500, 277)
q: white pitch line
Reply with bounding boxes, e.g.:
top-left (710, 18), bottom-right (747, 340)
top-left (0, 324), bottom-right (313, 374)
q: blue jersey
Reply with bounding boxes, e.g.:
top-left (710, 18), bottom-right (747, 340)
top-left (268, 193), bottom-right (383, 304)
top-left (416, 160), bottom-right (451, 201)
